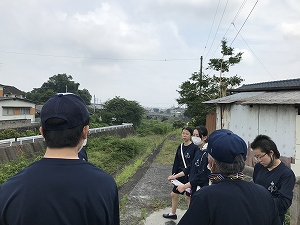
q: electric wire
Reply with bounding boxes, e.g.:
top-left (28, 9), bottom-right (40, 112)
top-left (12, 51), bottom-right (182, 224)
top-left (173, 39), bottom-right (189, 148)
top-left (202, 0), bottom-right (221, 58)
top-left (223, 0), bottom-right (248, 38)
top-left (232, 23), bottom-right (275, 80)
top-left (229, 0), bottom-right (259, 47)
top-left (0, 50), bottom-right (198, 62)
top-left (204, 0), bottom-right (229, 62)
top-left (205, 0), bottom-right (256, 75)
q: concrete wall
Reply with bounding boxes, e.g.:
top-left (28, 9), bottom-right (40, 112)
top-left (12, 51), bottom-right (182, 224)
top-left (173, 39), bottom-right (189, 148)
top-left (0, 119), bottom-right (33, 130)
top-left (0, 126), bottom-right (135, 163)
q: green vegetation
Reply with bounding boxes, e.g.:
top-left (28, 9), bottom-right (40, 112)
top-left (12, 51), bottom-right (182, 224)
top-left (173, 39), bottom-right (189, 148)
top-left (0, 128), bottom-right (41, 140)
top-left (0, 119), bottom-right (173, 187)
top-left (176, 38), bottom-right (244, 126)
top-left (119, 194), bottom-right (128, 215)
top-left (136, 119), bottom-right (173, 137)
top-left (101, 96), bottom-right (145, 128)
top-left (0, 154), bottom-right (42, 184)
top-left (155, 129), bottom-right (181, 165)
top-left (25, 73), bottom-right (92, 105)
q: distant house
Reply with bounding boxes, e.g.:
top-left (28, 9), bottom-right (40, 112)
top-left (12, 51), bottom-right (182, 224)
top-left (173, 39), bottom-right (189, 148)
top-left (1, 85), bottom-right (26, 98)
top-left (204, 78), bottom-right (300, 176)
top-left (0, 84), bottom-right (36, 129)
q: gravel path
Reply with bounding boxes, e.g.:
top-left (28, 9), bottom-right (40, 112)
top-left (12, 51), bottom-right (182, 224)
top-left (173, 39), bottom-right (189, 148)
top-left (118, 136), bottom-right (176, 225)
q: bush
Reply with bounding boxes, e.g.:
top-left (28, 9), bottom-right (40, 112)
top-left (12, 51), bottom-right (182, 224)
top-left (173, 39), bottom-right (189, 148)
top-left (0, 154), bottom-right (41, 184)
top-left (0, 129), bottom-right (20, 140)
top-left (172, 120), bottom-right (186, 129)
top-left (136, 120), bottom-right (172, 137)
top-left (87, 135), bottom-right (144, 174)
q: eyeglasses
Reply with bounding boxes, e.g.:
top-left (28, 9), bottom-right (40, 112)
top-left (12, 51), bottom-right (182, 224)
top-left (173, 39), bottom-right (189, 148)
top-left (254, 153), bottom-right (267, 161)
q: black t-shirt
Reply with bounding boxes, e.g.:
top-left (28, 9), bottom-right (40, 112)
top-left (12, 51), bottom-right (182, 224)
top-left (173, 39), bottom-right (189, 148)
top-left (0, 158), bottom-right (119, 225)
top-left (172, 142), bottom-right (198, 183)
top-left (178, 179), bottom-right (281, 225)
top-left (253, 161), bottom-right (295, 221)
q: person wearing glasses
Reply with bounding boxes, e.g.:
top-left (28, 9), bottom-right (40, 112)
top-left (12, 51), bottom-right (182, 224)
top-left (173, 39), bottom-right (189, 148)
top-left (251, 134), bottom-right (296, 225)
top-left (178, 129), bottom-right (281, 225)
top-left (0, 93), bottom-right (120, 225)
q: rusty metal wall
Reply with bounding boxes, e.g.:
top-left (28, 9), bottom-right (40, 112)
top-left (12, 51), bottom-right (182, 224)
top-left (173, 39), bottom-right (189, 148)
top-left (205, 112), bottom-right (216, 135)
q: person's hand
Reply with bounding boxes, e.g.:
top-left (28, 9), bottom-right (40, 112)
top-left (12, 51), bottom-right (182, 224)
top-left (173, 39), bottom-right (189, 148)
top-left (176, 185), bottom-right (185, 193)
top-left (167, 174), bottom-right (176, 181)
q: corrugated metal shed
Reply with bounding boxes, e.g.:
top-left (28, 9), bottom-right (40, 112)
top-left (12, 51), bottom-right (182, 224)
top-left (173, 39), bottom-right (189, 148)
top-left (204, 91), bottom-right (300, 105)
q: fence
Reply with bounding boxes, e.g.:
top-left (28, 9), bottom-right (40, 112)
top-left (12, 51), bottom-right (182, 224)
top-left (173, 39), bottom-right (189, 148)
top-left (0, 123), bottom-right (134, 163)
top-left (0, 123), bottom-right (134, 148)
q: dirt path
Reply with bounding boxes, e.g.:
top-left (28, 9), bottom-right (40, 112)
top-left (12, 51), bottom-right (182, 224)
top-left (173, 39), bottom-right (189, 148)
top-left (118, 136), bottom-right (178, 224)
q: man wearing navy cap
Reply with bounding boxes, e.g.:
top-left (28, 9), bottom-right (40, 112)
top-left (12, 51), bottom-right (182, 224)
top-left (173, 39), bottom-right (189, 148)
top-left (0, 93), bottom-right (120, 225)
top-left (178, 129), bottom-right (281, 225)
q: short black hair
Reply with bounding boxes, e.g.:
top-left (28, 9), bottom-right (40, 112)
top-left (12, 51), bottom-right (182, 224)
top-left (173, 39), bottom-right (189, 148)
top-left (195, 126), bottom-right (208, 138)
top-left (182, 126), bottom-right (193, 136)
top-left (250, 134), bottom-right (280, 158)
top-left (43, 118), bottom-right (89, 148)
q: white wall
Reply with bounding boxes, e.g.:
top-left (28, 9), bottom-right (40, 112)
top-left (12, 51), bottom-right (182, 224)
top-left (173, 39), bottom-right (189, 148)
top-left (217, 104), bottom-right (297, 158)
top-left (0, 99), bottom-right (35, 122)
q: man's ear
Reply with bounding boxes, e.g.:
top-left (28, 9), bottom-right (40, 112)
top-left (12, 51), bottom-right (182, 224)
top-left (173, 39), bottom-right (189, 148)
top-left (39, 127), bottom-right (44, 137)
top-left (82, 125), bottom-right (89, 139)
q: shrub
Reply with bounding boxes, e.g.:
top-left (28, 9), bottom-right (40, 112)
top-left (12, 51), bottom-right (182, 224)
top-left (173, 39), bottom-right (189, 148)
top-left (172, 120), bottom-right (186, 129)
top-left (136, 120), bottom-right (172, 137)
top-left (0, 129), bottom-right (20, 140)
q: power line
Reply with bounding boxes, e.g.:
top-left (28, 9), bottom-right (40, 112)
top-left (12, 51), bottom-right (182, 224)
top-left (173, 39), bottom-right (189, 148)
top-left (204, 0), bottom-right (229, 61)
top-left (0, 50), bottom-right (199, 62)
top-left (232, 23), bottom-right (275, 80)
top-left (202, 0), bottom-right (221, 57)
top-left (223, 0), bottom-right (248, 38)
top-left (229, 0), bottom-right (259, 47)
top-left (204, 0), bottom-right (254, 75)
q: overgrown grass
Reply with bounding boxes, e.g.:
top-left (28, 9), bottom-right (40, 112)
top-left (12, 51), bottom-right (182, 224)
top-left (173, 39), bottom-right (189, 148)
top-left (0, 133), bottom-right (165, 186)
top-left (155, 129), bottom-right (182, 165)
top-left (0, 153), bottom-right (42, 184)
top-left (119, 194), bottom-right (128, 215)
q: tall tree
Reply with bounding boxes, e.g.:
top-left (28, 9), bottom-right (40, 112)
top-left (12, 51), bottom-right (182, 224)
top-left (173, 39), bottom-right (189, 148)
top-left (207, 38), bottom-right (243, 97)
top-left (176, 39), bottom-right (244, 126)
top-left (101, 96), bottom-right (145, 128)
top-left (25, 73), bottom-right (92, 105)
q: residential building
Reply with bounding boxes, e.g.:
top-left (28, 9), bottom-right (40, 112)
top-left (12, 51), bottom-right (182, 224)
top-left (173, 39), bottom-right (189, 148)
top-left (0, 84), bottom-right (36, 129)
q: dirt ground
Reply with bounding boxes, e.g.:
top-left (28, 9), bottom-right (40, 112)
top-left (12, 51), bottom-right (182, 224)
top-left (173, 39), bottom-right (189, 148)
top-left (118, 136), bottom-right (180, 225)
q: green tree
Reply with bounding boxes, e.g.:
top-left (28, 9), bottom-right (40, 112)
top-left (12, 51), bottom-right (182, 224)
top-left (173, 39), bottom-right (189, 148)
top-left (207, 38), bottom-right (243, 97)
top-left (101, 97), bottom-right (145, 128)
top-left (176, 39), bottom-right (244, 126)
top-left (25, 73), bottom-right (92, 104)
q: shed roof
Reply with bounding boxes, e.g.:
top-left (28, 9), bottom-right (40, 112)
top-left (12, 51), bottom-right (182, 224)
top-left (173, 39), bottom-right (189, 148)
top-left (230, 78), bottom-right (300, 92)
top-left (203, 90), bottom-right (300, 105)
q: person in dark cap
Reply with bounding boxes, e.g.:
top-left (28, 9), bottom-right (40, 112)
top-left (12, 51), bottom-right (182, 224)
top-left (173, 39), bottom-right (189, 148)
top-left (178, 129), bottom-right (281, 225)
top-left (0, 93), bottom-right (119, 225)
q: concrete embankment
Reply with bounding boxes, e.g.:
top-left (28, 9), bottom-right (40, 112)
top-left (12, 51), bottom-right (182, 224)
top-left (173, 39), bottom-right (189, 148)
top-left (0, 126), bottom-right (135, 163)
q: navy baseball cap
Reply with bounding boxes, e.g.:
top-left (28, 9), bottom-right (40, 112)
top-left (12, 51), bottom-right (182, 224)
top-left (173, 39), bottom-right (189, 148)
top-left (41, 93), bottom-right (90, 131)
top-left (207, 129), bottom-right (247, 163)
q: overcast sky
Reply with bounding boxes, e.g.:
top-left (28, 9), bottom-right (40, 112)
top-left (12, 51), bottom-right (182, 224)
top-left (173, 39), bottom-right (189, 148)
top-left (0, 0), bottom-right (299, 108)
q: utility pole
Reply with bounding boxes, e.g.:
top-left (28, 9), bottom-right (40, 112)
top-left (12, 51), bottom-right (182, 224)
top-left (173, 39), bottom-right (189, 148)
top-left (93, 95), bottom-right (96, 113)
top-left (200, 56), bottom-right (203, 91)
